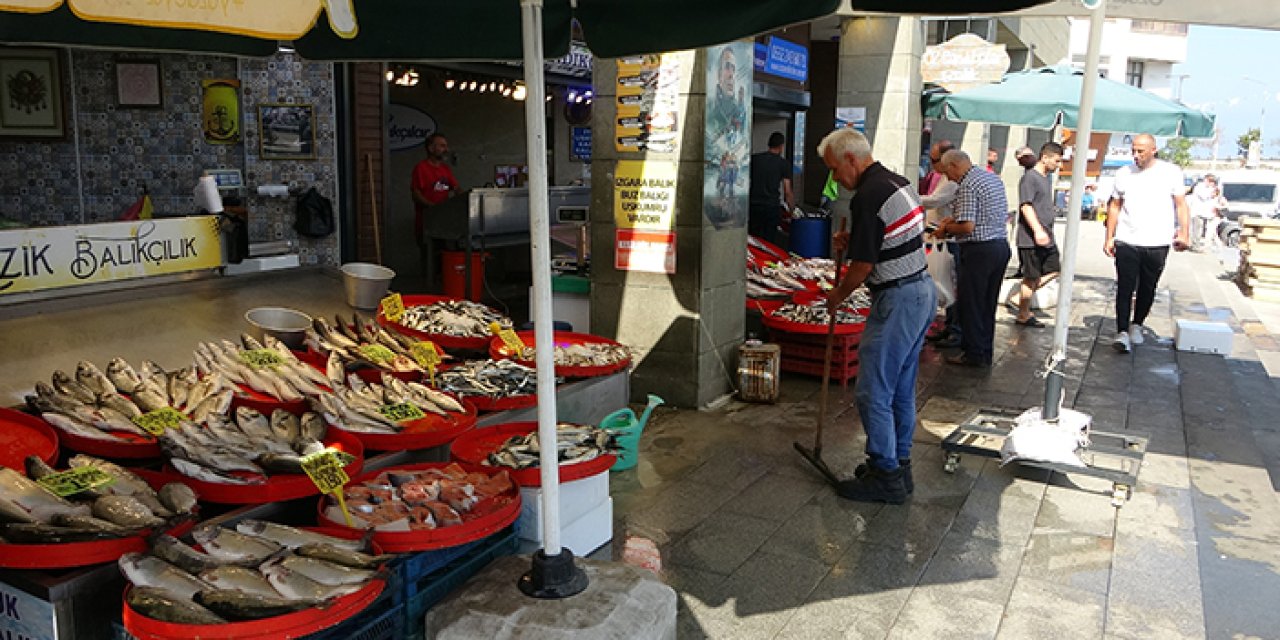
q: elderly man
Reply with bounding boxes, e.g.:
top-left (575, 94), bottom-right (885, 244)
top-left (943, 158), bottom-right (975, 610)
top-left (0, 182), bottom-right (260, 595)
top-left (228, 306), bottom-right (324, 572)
top-left (820, 127), bottom-right (935, 504)
top-left (936, 149), bottom-right (1012, 367)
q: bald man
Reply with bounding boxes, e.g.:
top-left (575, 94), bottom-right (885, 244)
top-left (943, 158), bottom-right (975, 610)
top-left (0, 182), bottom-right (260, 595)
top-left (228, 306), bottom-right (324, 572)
top-left (1104, 133), bottom-right (1190, 353)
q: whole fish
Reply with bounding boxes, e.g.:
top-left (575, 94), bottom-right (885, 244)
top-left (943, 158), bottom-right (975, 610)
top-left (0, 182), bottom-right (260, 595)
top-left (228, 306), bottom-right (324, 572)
top-left (106, 357), bottom-right (146, 394)
top-left (192, 525), bottom-right (283, 564)
top-left (260, 557), bottom-right (361, 601)
top-left (0, 467), bottom-right (92, 523)
top-left (240, 332), bottom-right (266, 351)
top-left (325, 351), bottom-right (346, 388)
top-left (39, 412), bottom-right (123, 442)
top-left (278, 554), bottom-right (374, 586)
top-left (197, 566), bottom-right (282, 599)
top-left (299, 412), bottom-right (327, 442)
top-left (167, 367), bottom-right (197, 411)
top-left (92, 495), bottom-right (165, 529)
top-left (0, 522), bottom-right (123, 543)
top-left (234, 520), bottom-right (368, 552)
top-left (158, 483), bottom-right (198, 515)
top-left (131, 387), bottom-right (171, 413)
top-left (152, 534), bottom-right (228, 574)
top-left (189, 388), bottom-right (234, 423)
top-left (22, 455), bottom-right (58, 483)
top-left (96, 392), bottom-right (145, 420)
top-left (50, 513), bottom-right (137, 536)
top-left (194, 588), bottom-right (321, 619)
top-left (270, 409), bottom-right (302, 443)
top-left (51, 370), bottom-right (97, 404)
top-left (170, 459), bottom-right (263, 485)
top-left (140, 360), bottom-right (169, 387)
top-left (88, 406), bottom-right (151, 437)
top-left (75, 361), bottom-right (115, 397)
top-left (295, 542), bottom-right (394, 569)
top-left (233, 406), bottom-right (275, 441)
top-left (69, 455), bottom-right (173, 517)
top-left (127, 586), bottom-right (225, 624)
top-left (118, 552), bottom-right (212, 600)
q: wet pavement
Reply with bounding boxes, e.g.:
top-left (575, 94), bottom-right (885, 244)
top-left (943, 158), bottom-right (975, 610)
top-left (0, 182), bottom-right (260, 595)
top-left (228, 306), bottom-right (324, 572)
top-left (609, 221), bottom-right (1280, 639)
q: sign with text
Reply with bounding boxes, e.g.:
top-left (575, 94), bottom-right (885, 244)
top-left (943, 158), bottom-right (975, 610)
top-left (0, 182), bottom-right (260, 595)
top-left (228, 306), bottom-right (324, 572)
top-left (615, 51), bottom-right (688, 153)
top-left (387, 104), bottom-right (438, 152)
top-left (920, 34), bottom-right (1009, 92)
top-left (763, 37), bottom-right (808, 83)
top-left (0, 216), bottom-right (223, 296)
top-left (0, 580), bottom-right (56, 640)
top-left (615, 229), bottom-right (676, 274)
top-left (614, 161), bottom-right (678, 230)
top-left (571, 127), bottom-right (592, 162)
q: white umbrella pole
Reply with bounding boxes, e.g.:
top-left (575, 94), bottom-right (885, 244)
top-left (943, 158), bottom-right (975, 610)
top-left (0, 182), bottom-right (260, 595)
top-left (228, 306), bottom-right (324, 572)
top-left (1043, 0), bottom-right (1106, 421)
top-left (517, 0), bottom-right (588, 598)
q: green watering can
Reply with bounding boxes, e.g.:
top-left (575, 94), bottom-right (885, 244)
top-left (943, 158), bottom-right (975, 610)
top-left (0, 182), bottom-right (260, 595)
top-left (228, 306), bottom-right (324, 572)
top-left (600, 394), bottom-right (664, 471)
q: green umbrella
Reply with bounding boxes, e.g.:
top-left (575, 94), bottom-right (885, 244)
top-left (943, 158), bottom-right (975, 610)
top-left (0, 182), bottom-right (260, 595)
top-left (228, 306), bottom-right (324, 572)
top-left (925, 64), bottom-right (1216, 137)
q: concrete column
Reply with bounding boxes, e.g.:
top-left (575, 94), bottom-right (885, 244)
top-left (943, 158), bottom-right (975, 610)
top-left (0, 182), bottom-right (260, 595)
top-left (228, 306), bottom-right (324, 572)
top-left (589, 49), bottom-right (746, 408)
top-left (836, 16), bottom-right (926, 180)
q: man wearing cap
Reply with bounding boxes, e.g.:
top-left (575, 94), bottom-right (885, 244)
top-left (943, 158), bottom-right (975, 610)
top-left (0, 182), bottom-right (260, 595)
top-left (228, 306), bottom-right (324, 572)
top-left (1013, 142), bottom-right (1063, 327)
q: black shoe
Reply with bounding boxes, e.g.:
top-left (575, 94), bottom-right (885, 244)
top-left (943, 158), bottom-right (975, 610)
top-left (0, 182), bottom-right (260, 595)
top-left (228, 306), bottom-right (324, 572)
top-left (946, 353), bottom-right (991, 367)
top-left (836, 466), bottom-right (907, 504)
top-left (855, 460), bottom-right (913, 494)
top-left (934, 335), bottom-right (962, 349)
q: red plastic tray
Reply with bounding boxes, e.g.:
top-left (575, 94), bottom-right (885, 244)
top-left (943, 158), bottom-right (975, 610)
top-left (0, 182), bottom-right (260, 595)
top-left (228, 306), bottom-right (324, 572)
top-left (156, 428), bottom-right (364, 504)
top-left (455, 391), bottom-right (538, 413)
top-left (746, 297), bottom-right (788, 314)
top-left (488, 331), bottom-right (631, 378)
top-left (762, 291), bottom-right (870, 336)
top-left (0, 407), bottom-right (59, 470)
top-left (377, 294), bottom-right (507, 351)
top-left (316, 462), bottom-right (521, 553)
top-left (329, 396), bottom-right (478, 452)
top-left (450, 422), bottom-right (617, 487)
top-left (748, 235), bottom-right (789, 262)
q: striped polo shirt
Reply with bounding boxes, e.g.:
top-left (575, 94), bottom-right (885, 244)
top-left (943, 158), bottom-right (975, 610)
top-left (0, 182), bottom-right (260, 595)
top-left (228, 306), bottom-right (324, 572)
top-left (953, 166), bottom-right (1009, 242)
top-left (847, 162), bottom-right (928, 286)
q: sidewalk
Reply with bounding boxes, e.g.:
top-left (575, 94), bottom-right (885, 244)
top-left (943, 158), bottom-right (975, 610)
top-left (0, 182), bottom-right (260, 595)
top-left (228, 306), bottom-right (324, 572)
top-left (611, 221), bottom-right (1280, 639)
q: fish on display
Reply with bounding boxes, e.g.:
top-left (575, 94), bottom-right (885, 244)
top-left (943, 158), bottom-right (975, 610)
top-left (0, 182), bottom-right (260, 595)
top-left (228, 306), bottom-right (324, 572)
top-left (69, 455), bottom-right (174, 517)
top-left (276, 554), bottom-right (374, 586)
top-left (234, 520), bottom-right (368, 552)
top-left (259, 556), bottom-right (362, 601)
top-left (193, 588), bottom-right (322, 620)
top-left (771, 296), bottom-right (869, 326)
top-left (306, 314), bottom-right (425, 375)
top-left (486, 422), bottom-right (619, 471)
top-left (396, 299), bottom-right (512, 338)
top-left (118, 552), bottom-right (213, 600)
top-left (159, 407), bottom-right (333, 485)
top-left (198, 566), bottom-right (285, 599)
top-left (329, 463), bottom-right (512, 532)
top-left (92, 495), bottom-right (166, 529)
top-left (518, 342), bottom-right (632, 368)
top-left (436, 359), bottom-right (545, 400)
top-left (294, 543), bottom-right (394, 570)
top-left (0, 522), bottom-right (125, 543)
top-left (159, 482), bottom-right (199, 515)
top-left (192, 525), bottom-right (283, 565)
top-left (127, 586), bottom-right (226, 625)
top-left (191, 338), bottom-right (330, 403)
top-left (313, 373), bottom-right (468, 436)
top-left (0, 467), bottom-right (92, 524)
top-left (151, 534), bottom-right (231, 574)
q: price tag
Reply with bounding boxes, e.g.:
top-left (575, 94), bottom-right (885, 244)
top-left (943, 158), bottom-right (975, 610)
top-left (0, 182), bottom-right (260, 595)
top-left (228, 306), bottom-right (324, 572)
top-left (410, 341), bottom-right (442, 385)
top-left (379, 402), bottom-right (426, 423)
top-left (133, 407), bottom-right (186, 436)
top-left (301, 448), bottom-right (353, 527)
top-left (239, 349), bottom-right (285, 370)
top-left (489, 322), bottom-right (527, 357)
top-left (358, 344), bottom-right (397, 365)
top-left (37, 467), bottom-right (115, 497)
top-left (381, 292), bottom-right (406, 322)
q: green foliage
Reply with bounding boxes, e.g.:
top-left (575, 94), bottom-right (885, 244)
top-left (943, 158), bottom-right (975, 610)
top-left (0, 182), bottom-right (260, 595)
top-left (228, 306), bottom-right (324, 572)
top-left (1161, 137), bottom-right (1193, 168)
top-left (1238, 128), bottom-right (1262, 157)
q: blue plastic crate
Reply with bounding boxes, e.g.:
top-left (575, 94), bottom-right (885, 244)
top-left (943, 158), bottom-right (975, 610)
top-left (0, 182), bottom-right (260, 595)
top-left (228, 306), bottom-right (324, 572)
top-left (393, 534), bottom-right (488, 584)
top-left (305, 599), bottom-right (404, 640)
top-left (402, 527), bottom-right (520, 640)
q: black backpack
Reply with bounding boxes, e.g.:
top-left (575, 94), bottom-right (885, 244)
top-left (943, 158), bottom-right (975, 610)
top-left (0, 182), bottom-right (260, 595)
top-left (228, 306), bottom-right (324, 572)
top-left (294, 187), bottom-right (335, 238)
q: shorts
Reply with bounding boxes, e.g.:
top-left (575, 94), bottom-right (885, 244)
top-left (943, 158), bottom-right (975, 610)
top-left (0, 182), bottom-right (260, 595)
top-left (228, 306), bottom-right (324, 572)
top-left (1018, 246), bottom-right (1061, 280)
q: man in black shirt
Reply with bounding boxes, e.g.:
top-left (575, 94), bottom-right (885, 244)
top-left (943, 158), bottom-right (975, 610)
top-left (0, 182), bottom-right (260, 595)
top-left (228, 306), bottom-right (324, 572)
top-left (748, 131), bottom-right (794, 247)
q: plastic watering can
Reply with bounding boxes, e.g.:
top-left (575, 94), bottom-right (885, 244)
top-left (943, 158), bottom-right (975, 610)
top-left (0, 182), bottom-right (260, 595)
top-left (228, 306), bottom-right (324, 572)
top-left (600, 394), bottom-right (664, 471)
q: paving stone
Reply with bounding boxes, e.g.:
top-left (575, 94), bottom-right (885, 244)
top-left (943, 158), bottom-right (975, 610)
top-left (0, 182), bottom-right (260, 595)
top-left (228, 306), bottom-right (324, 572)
top-left (1107, 519), bottom-right (1205, 639)
top-left (1019, 530), bottom-right (1113, 595)
top-left (719, 472), bottom-right (825, 522)
top-left (682, 448), bottom-right (773, 494)
top-left (623, 480), bottom-right (736, 535)
top-left (717, 551), bottom-right (831, 616)
top-left (1115, 483), bottom-right (1195, 532)
top-left (916, 532), bottom-right (1025, 606)
top-left (887, 584), bottom-right (1006, 640)
top-left (857, 501), bottom-right (960, 554)
top-left (666, 511), bottom-right (781, 575)
top-left (762, 498), bottom-right (877, 565)
top-left (996, 576), bottom-right (1106, 640)
top-left (952, 489), bottom-right (1041, 544)
top-left (810, 539), bottom-right (932, 615)
top-left (1033, 483), bottom-right (1118, 538)
top-left (772, 597), bottom-right (893, 640)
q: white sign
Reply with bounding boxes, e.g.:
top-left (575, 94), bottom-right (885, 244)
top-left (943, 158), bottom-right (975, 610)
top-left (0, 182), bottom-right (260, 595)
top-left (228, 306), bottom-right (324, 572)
top-left (921, 34), bottom-right (1010, 92)
top-left (0, 582), bottom-right (57, 640)
top-left (0, 216), bottom-right (224, 297)
top-left (387, 104), bottom-right (438, 152)
top-left (835, 107), bottom-right (866, 132)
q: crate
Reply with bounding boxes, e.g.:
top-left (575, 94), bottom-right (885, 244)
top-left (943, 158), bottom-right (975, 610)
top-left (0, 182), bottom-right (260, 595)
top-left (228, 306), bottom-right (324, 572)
top-left (393, 533), bottom-right (496, 584)
top-left (779, 356), bottom-right (859, 386)
top-left (403, 526), bottom-right (520, 640)
top-left (738, 342), bottom-right (781, 403)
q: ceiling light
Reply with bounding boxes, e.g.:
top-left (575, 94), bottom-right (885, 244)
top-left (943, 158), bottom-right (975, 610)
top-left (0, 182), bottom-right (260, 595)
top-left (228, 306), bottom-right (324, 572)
top-left (445, 78), bottom-right (456, 89)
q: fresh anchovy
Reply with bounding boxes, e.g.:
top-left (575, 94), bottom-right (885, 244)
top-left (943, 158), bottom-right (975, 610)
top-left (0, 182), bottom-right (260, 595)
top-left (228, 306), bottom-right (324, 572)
top-left (92, 495), bottom-right (165, 529)
top-left (771, 298), bottom-right (868, 326)
top-left (192, 525), bottom-right (283, 565)
top-left (51, 370), bottom-right (97, 404)
top-left (0, 467), bottom-right (92, 524)
top-left (235, 520), bottom-right (367, 552)
top-left (69, 455), bottom-right (173, 517)
top-left (260, 557), bottom-right (361, 601)
top-left (127, 586), bottom-right (226, 625)
top-left (76, 361), bottom-right (115, 397)
top-left (159, 483), bottom-right (198, 515)
top-left (106, 357), bottom-right (146, 395)
top-left (197, 566), bottom-right (283, 599)
top-left (152, 534), bottom-right (229, 574)
top-left (118, 552), bottom-right (212, 600)
top-left (295, 543), bottom-right (393, 569)
top-left (397, 299), bottom-right (512, 338)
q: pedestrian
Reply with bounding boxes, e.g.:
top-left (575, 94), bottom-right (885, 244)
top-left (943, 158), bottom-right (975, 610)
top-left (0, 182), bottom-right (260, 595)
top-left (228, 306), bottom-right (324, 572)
top-left (748, 131), bottom-right (794, 247)
top-left (986, 147), bottom-right (1000, 174)
top-left (1104, 133), bottom-right (1190, 353)
top-left (1013, 142), bottom-right (1064, 327)
top-left (1188, 174), bottom-right (1220, 250)
top-left (1081, 183), bottom-right (1098, 220)
top-left (935, 149), bottom-right (1012, 367)
top-left (818, 127), bottom-right (935, 504)
top-left (919, 140), bottom-right (962, 347)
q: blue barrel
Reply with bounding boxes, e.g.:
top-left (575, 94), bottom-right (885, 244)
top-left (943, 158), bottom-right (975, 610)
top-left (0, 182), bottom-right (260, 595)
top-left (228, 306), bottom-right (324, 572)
top-left (789, 217), bottom-right (831, 258)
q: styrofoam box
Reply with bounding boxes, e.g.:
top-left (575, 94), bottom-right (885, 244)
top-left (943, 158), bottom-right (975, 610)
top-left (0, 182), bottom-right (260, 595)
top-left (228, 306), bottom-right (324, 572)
top-left (517, 470), bottom-right (609, 542)
top-left (518, 497), bottom-right (613, 556)
top-left (1174, 319), bottom-right (1233, 354)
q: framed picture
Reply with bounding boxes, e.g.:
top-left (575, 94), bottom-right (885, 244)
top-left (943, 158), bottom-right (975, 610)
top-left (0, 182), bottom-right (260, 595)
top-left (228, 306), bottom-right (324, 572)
top-left (115, 60), bottom-right (162, 108)
top-left (0, 47), bottom-right (65, 139)
top-left (258, 103), bottom-right (316, 160)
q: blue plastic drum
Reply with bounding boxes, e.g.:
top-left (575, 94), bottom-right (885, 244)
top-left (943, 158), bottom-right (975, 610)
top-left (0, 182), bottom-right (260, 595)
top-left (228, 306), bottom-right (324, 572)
top-left (789, 217), bottom-right (831, 258)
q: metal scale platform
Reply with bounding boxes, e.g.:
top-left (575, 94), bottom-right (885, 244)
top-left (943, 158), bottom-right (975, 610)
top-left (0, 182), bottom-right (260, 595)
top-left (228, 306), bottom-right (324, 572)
top-left (941, 407), bottom-right (1149, 507)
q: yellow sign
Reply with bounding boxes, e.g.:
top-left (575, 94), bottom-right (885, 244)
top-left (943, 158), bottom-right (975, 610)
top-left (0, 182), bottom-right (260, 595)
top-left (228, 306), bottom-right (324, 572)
top-left (239, 349), bottom-right (285, 369)
top-left (0, 216), bottom-right (223, 297)
top-left (489, 322), bottom-right (527, 357)
top-left (378, 402), bottom-right (426, 423)
top-left (614, 161), bottom-right (678, 230)
top-left (0, 0), bottom-right (359, 39)
top-left (37, 466), bottom-right (115, 497)
top-left (358, 344), bottom-right (396, 365)
top-left (300, 448), bottom-right (352, 526)
top-left (134, 407), bottom-right (186, 436)
top-left (202, 79), bottom-right (240, 145)
top-left (614, 52), bottom-right (689, 153)
top-left (411, 341), bottom-right (442, 385)
top-left (381, 292), bottom-right (405, 322)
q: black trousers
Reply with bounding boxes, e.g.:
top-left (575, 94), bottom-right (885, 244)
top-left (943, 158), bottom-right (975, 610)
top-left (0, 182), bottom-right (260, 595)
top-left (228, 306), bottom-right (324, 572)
top-left (1114, 241), bottom-right (1170, 332)
top-left (957, 240), bottom-right (1011, 363)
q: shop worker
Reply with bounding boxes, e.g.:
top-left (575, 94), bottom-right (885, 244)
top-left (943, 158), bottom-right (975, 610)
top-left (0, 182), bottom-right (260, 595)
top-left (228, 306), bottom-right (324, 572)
top-left (410, 133), bottom-right (460, 243)
top-left (820, 127), bottom-right (935, 504)
top-left (748, 131), bottom-right (794, 247)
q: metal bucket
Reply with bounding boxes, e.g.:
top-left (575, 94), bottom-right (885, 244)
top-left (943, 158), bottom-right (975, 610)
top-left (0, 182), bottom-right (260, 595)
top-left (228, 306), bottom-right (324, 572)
top-left (340, 262), bottom-right (395, 310)
top-left (244, 307), bottom-right (312, 349)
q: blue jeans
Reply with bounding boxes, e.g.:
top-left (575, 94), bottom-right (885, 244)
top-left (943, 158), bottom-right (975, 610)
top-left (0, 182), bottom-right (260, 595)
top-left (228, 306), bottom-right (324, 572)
top-left (856, 274), bottom-right (937, 471)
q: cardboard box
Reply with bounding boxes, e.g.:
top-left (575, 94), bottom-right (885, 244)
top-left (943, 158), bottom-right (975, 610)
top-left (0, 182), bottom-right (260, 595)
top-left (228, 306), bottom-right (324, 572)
top-left (1174, 319), bottom-right (1233, 355)
top-left (517, 470), bottom-right (609, 542)
top-left (518, 497), bottom-right (613, 556)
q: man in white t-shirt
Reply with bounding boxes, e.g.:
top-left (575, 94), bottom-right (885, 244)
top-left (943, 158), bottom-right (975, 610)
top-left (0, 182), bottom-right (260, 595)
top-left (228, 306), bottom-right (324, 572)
top-left (1103, 133), bottom-right (1190, 353)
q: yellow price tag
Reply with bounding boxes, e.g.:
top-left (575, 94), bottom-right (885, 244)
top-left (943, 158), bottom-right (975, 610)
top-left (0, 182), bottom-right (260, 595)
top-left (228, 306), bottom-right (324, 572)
top-left (381, 292), bottom-right (406, 322)
top-left (378, 402), bottom-right (426, 423)
top-left (358, 344), bottom-right (397, 365)
top-left (239, 349), bottom-right (285, 369)
top-left (489, 322), bottom-right (527, 357)
top-left (410, 341), bottom-right (442, 385)
top-left (133, 407), bottom-right (186, 436)
top-left (37, 467), bottom-right (115, 497)
top-left (301, 448), bottom-right (353, 527)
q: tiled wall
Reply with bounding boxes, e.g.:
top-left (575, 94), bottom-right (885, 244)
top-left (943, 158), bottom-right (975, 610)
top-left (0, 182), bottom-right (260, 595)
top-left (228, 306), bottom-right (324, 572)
top-left (0, 48), bottom-right (341, 266)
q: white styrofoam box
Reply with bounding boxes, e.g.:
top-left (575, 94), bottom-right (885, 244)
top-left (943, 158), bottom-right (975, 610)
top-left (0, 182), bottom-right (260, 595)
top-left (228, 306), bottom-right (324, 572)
top-left (517, 469), bottom-right (610, 542)
top-left (527, 287), bottom-right (591, 333)
top-left (518, 497), bottom-right (613, 556)
top-left (1174, 319), bottom-right (1233, 354)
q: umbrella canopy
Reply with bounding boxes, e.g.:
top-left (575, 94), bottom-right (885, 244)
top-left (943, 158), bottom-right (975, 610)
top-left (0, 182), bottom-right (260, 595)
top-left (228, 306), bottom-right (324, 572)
top-left (924, 65), bottom-right (1215, 137)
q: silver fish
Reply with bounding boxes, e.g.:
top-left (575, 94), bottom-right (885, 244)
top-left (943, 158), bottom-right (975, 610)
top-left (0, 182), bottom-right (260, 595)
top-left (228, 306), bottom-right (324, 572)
top-left (278, 554), bottom-right (374, 586)
top-left (241, 332), bottom-right (266, 351)
top-left (190, 389), bottom-right (234, 423)
top-left (270, 410), bottom-right (301, 443)
top-left (152, 534), bottom-right (228, 574)
top-left (192, 525), bottom-right (283, 564)
top-left (299, 411), bottom-right (327, 442)
top-left (167, 367), bottom-right (197, 411)
top-left (39, 412), bottom-right (123, 443)
top-left (75, 361), bottom-right (115, 397)
top-left (50, 513), bottom-right (136, 536)
top-left (325, 351), bottom-right (346, 388)
top-left (96, 392), bottom-right (145, 420)
top-left (260, 557), bottom-right (361, 601)
top-left (169, 459), bottom-right (263, 485)
top-left (295, 543), bottom-right (393, 570)
top-left (197, 566), bottom-right (283, 599)
top-left (118, 552), bottom-right (212, 600)
top-left (51, 370), bottom-right (97, 404)
top-left (107, 357), bottom-right (146, 395)
top-left (92, 495), bottom-right (164, 529)
top-left (158, 483), bottom-right (198, 515)
top-left (234, 520), bottom-right (367, 552)
top-left (233, 406), bottom-right (274, 440)
top-left (127, 586), bottom-right (225, 624)
top-left (0, 467), bottom-right (92, 523)
top-left (69, 455), bottom-right (173, 517)
top-left (131, 387), bottom-right (171, 413)
top-left (194, 588), bottom-right (321, 619)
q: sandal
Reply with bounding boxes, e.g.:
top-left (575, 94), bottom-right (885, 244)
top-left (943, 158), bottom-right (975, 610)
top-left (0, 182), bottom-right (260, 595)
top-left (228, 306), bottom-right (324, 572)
top-left (1015, 316), bottom-right (1045, 328)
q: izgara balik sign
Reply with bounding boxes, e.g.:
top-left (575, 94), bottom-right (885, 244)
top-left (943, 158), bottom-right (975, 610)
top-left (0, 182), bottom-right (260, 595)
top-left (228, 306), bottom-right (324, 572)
top-left (0, 216), bottom-right (224, 296)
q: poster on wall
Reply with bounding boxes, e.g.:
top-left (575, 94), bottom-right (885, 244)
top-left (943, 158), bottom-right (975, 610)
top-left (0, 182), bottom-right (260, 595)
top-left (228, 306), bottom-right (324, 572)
top-left (259, 103), bottom-right (316, 160)
top-left (835, 107), bottom-right (866, 132)
top-left (201, 78), bottom-right (240, 144)
top-left (614, 160), bottom-right (677, 273)
top-left (703, 40), bottom-right (752, 230)
top-left (615, 229), bottom-right (676, 274)
top-left (615, 52), bottom-right (687, 153)
top-left (0, 47), bottom-right (64, 139)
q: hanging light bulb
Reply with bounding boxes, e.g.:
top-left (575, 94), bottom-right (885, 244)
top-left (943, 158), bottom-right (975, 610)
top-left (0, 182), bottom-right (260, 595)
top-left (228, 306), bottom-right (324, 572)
top-left (479, 83), bottom-right (487, 93)
top-left (502, 87), bottom-right (512, 98)
top-left (513, 84), bottom-right (527, 101)
top-left (385, 70), bottom-right (395, 82)
top-left (445, 78), bottom-right (456, 89)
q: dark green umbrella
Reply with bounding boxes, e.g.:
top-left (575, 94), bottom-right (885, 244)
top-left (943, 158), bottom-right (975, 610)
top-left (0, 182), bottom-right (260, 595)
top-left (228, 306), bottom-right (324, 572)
top-left (925, 64), bottom-right (1216, 137)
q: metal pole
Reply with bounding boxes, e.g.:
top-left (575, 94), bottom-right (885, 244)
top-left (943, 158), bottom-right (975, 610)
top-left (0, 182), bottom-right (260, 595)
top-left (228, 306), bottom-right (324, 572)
top-left (1043, 0), bottom-right (1106, 421)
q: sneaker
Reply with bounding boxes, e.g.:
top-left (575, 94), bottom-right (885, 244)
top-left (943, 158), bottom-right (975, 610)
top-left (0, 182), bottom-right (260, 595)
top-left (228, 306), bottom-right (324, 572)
top-left (855, 460), bottom-right (913, 494)
top-left (1112, 331), bottom-right (1131, 353)
top-left (1129, 324), bottom-right (1145, 346)
top-left (836, 466), bottom-right (907, 504)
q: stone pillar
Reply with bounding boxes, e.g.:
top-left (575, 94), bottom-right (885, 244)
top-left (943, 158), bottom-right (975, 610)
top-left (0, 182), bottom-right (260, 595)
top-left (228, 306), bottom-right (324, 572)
top-left (837, 16), bottom-right (926, 181)
top-left (589, 47), bottom-right (748, 408)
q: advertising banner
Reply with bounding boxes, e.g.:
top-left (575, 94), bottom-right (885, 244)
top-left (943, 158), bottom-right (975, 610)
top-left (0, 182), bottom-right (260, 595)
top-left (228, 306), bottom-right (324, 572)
top-left (613, 160), bottom-right (678, 230)
top-left (0, 216), bottom-right (224, 296)
top-left (704, 40), bottom-right (752, 230)
top-left (615, 229), bottom-right (676, 274)
top-left (0, 581), bottom-right (57, 640)
top-left (615, 52), bottom-right (688, 153)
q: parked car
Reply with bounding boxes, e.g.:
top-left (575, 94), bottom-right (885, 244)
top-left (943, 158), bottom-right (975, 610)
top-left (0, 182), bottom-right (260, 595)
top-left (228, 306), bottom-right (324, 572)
top-left (1215, 169), bottom-right (1280, 247)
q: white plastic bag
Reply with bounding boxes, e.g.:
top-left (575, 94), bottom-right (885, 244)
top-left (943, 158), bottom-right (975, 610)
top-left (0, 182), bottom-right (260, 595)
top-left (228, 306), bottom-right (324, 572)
top-left (1002, 278), bottom-right (1059, 311)
top-left (999, 407), bottom-right (1092, 468)
top-left (925, 241), bottom-right (956, 309)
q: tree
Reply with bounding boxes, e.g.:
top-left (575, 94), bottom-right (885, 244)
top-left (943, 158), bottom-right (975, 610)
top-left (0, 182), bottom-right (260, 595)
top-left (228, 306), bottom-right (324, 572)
top-left (1161, 137), bottom-right (1193, 168)
top-left (1238, 128), bottom-right (1261, 158)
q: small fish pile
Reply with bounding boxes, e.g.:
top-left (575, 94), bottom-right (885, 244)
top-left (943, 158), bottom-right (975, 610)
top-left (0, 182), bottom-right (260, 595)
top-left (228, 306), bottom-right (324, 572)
top-left (27, 358), bottom-right (234, 443)
top-left (487, 423), bottom-right (618, 470)
top-left (747, 257), bottom-right (838, 297)
top-left (326, 463), bottom-right (513, 532)
top-left (159, 407), bottom-right (330, 485)
top-left (518, 342), bottom-right (631, 369)
top-left (0, 455), bottom-right (196, 543)
top-left (397, 300), bottom-right (512, 338)
top-left (193, 335), bottom-right (332, 403)
top-left (436, 359), bottom-right (541, 400)
top-left (312, 373), bottom-right (467, 435)
top-left (771, 298), bottom-right (868, 326)
top-left (121, 520), bottom-right (392, 624)
top-left (307, 314), bottom-right (425, 375)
